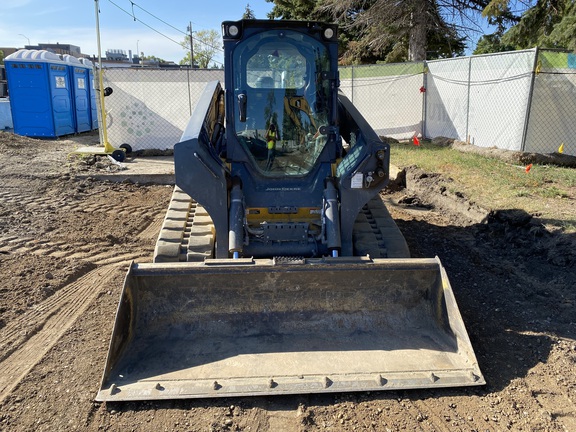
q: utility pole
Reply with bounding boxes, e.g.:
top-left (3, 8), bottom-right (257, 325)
top-left (187, 22), bottom-right (194, 68)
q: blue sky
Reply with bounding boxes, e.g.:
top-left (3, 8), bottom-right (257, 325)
top-left (1, 0), bottom-right (274, 63)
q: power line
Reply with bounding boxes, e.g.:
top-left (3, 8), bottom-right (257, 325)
top-left (107, 0), bottom-right (186, 48)
top-left (129, 0), bottom-right (224, 52)
top-left (105, 0), bottom-right (224, 65)
top-left (108, 0), bottom-right (223, 53)
top-left (131, 2), bottom-right (187, 36)
top-left (131, 1), bottom-right (210, 33)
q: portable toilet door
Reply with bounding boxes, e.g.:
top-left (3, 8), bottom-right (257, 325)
top-left (64, 55), bottom-right (91, 133)
top-left (79, 58), bottom-right (99, 130)
top-left (46, 53), bottom-right (75, 136)
top-left (5, 50), bottom-right (75, 137)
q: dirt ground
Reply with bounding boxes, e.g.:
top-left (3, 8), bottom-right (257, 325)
top-left (0, 130), bottom-right (575, 432)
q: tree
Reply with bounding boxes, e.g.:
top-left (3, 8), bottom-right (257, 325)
top-left (266, 0), bottom-right (320, 20)
top-left (499, 0), bottom-right (576, 50)
top-left (266, 0), bottom-right (468, 63)
top-left (243, 3), bottom-right (256, 19)
top-left (180, 29), bottom-right (222, 68)
top-left (319, 0), bottom-right (502, 62)
top-left (473, 0), bottom-right (576, 53)
top-left (473, 33), bottom-right (514, 54)
top-left (142, 55), bottom-right (167, 63)
top-left (0, 50), bottom-right (4, 64)
top-left (267, 0), bottom-right (365, 62)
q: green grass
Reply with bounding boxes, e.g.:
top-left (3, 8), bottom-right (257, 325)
top-left (339, 63), bottom-right (424, 79)
top-left (390, 142), bottom-right (576, 231)
top-left (539, 51), bottom-right (570, 69)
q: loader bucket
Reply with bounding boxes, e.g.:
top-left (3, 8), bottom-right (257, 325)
top-left (96, 257), bottom-right (484, 401)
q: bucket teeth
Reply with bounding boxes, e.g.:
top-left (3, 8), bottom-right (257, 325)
top-left (375, 374), bottom-right (387, 386)
top-left (268, 379), bottom-right (277, 389)
top-left (213, 381), bottom-right (221, 390)
top-left (323, 377), bottom-right (332, 388)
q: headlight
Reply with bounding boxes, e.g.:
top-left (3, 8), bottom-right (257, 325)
top-left (228, 25), bottom-right (239, 37)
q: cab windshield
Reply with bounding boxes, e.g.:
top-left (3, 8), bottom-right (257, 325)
top-left (233, 29), bottom-right (331, 176)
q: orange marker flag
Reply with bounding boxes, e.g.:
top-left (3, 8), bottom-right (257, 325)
top-left (525, 163), bottom-right (532, 173)
top-left (412, 136), bottom-right (420, 146)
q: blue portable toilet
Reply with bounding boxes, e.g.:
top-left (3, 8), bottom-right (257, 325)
top-left (64, 55), bottom-right (91, 133)
top-left (5, 49), bottom-right (75, 137)
top-left (79, 58), bottom-right (99, 130)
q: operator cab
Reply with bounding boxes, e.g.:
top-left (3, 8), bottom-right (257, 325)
top-left (225, 22), bottom-right (338, 177)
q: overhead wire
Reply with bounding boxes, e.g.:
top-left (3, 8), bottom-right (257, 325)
top-left (105, 0), bottom-right (223, 64)
top-left (126, 0), bottom-right (224, 52)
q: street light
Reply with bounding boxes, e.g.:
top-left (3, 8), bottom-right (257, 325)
top-left (18, 34), bottom-right (30, 46)
top-left (136, 40), bottom-right (143, 67)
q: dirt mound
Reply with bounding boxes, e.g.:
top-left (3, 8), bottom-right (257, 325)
top-left (439, 137), bottom-right (576, 168)
top-left (392, 165), bottom-right (489, 224)
top-left (478, 209), bottom-right (576, 268)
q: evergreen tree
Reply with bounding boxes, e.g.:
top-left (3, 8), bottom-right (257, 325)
top-left (266, 0), bottom-right (469, 63)
top-left (243, 3), bottom-right (256, 19)
top-left (500, 0), bottom-right (576, 50)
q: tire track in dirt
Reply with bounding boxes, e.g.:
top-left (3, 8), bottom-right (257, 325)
top-left (0, 199), bottom-right (163, 404)
top-left (0, 238), bottom-right (141, 262)
top-left (0, 265), bottom-right (121, 403)
top-left (136, 215), bottom-right (164, 241)
top-left (0, 197), bottom-right (164, 259)
top-left (0, 186), bottom-right (166, 218)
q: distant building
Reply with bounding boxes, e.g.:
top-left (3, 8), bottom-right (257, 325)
top-left (1, 43), bottom-right (88, 59)
top-left (32, 43), bottom-right (83, 57)
top-left (105, 49), bottom-right (129, 61)
top-left (1, 43), bottom-right (181, 69)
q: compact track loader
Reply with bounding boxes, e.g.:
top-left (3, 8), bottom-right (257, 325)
top-left (96, 20), bottom-right (484, 401)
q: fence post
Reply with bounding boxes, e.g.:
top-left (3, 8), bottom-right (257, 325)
top-left (521, 47), bottom-right (539, 152)
top-left (351, 64), bottom-right (354, 104)
top-left (465, 56), bottom-right (472, 143)
top-left (422, 61), bottom-right (427, 138)
top-left (187, 68), bottom-right (192, 116)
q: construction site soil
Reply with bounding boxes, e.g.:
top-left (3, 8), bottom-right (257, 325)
top-left (0, 130), bottom-right (574, 432)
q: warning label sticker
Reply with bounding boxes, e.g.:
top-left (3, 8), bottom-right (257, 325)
top-left (55, 76), bottom-right (66, 88)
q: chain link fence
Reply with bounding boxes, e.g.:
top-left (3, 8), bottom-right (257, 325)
top-left (339, 62), bottom-right (425, 140)
top-left (426, 49), bottom-right (537, 151)
top-left (102, 68), bottom-right (223, 150)
top-left (524, 49), bottom-right (576, 155)
top-left (98, 48), bottom-right (575, 156)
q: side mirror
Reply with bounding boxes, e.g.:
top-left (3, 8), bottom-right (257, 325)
top-left (237, 92), bottom-right (247, 122)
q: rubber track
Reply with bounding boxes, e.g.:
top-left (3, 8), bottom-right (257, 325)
top-left (352, 195), bottom-right (410, 258)
top-left (154, 186), bottom-right (214, 262)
